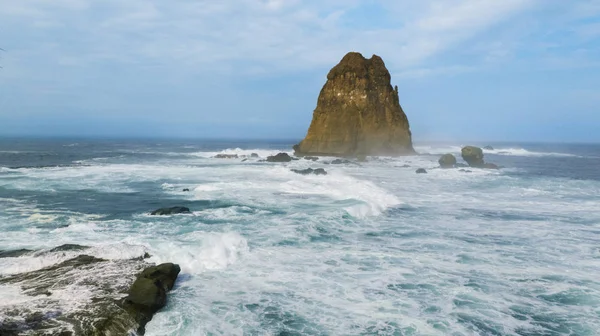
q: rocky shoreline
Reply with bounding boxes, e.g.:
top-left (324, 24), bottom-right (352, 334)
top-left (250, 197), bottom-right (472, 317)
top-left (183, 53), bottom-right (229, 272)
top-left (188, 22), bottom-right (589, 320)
top-left (0, 245), bottom-right (180, 335)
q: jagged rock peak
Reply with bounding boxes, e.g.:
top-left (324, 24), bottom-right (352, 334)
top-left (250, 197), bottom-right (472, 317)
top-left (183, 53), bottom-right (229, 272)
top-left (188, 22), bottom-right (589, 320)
top-left (294, 51), bottom-right (414, 157)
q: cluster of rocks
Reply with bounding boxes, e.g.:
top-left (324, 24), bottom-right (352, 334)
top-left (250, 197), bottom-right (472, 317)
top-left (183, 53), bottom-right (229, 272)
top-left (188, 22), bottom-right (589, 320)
top-left (438, 146), bottom-right (499, 170)
top-left (0, 246), bottom-right (180, 335)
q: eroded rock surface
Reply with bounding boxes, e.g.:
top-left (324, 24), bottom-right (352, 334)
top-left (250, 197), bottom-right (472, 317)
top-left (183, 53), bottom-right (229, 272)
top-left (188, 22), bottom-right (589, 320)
top-left (294, 52), bottom-right (414, 157)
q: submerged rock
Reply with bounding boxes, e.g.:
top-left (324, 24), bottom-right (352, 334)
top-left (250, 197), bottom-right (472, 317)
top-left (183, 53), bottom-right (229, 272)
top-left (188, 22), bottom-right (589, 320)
top-left (214, 154), bottom-right (238, 159)
top-left (266, 153), bottom-right (293, 162)
top-left (291, 168), bottom-right (328, 176)
top-left (293, 52), bottom-right (414, 157)
top-left (416, 168), bottom-right (427, 174)
top-left (150, 206), bottom-right (191, 216)
top-left (49, 244), bottom-right (89, 253)
top-left (0, 249), bottom-right (33, 258)
top-left (438, 154), bottom-right (457, 168)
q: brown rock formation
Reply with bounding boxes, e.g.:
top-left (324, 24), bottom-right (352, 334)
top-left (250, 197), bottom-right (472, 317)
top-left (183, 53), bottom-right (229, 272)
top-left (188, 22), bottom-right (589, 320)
top-left (294, 52), bottom-right (414, 157)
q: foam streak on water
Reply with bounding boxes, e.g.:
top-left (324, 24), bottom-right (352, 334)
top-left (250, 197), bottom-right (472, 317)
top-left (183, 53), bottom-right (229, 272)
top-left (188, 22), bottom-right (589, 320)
top-left (1, 140), bottom-right (599, 335)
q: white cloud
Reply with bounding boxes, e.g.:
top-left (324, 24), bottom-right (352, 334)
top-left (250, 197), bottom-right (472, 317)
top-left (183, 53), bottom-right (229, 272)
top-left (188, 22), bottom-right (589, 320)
top-left (0, 0), bottom-right (539, 78)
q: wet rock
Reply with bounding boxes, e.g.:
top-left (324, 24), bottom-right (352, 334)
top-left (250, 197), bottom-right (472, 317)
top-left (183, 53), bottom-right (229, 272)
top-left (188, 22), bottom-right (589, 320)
top-left (461, 146), bottom-right (500, 169)
top-left (0, 248), bottom-right (179, 336)
top-left (330, 159), bottom-right (352, 165)
top-left (182, 188), bottom-right (190, 192)
top-left (150, 206), bottom-right (191, 216)
top-left (49, 244), bottom-right (89, 253)
top-left (291, 168), bottom-right (328, 176)
top-left (250, 153), bottom-right (259, 158)
top-left (293, 52), bottom-right (414, 157)
top-left (304, 156), bottom-right (319, 161)
top-left (241, 158), bottom-right (248, 162)
top-left (438, 154), bottom-right (457, 168)
top-left (214, 154), bottom-right (238, 159)
top-left (461, 146), bottom-right (484, 167)
top-left (459, 169), bottom-right (472, 173)
top-left (416, 168), bottom-right (427, 174)
top-left (266, 153), bottom-right (293, 162)
top-left (122, 263), bottom-right (181, 335)
top-left (401, 164), bottom-right (411, 168)
top-left (0, 249), bottom-right (33, 258)
top-left (482, 163), bottom-right (499, 169)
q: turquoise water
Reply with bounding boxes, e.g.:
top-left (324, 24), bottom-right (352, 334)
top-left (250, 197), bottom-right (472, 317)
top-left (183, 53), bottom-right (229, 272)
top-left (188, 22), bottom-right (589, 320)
top-left (1, 139), bottom-right (599, 335)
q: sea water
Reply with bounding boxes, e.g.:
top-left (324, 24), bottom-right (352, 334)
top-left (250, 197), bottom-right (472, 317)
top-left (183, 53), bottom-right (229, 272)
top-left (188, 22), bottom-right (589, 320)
top-left (0, 139), bottom-right (599, 335)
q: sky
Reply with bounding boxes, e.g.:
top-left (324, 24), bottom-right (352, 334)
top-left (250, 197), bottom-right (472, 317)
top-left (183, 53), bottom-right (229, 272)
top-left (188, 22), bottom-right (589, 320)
top-left (0, 0), bottom-right (599, 142)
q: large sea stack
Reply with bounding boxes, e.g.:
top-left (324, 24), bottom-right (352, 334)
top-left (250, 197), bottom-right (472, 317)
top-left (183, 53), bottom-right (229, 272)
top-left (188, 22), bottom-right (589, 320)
top-left (293, 52), bottom-right (414, 157)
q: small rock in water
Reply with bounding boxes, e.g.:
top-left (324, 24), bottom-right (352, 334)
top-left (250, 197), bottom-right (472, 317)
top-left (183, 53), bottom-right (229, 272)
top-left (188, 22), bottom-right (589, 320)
top-left (266, 153), bottom-right (293, 162)
top-left (250, 153), bottom-right (259, 158)
top-left (214, 154), bottom-right (238, 159)
top-left (438, 154), bottom-right (457, 168)
top-left (459, 169), bottom-right (472, 173)
top-left (241, 158), bottom-right (248, 162)
top-left (182, 188), bottom-right (190, 192)
top-left (291, 168), bottom-right (328, 176)
top-left (304, 156), bottom-right (319, 161)
top-left (150, 207), bottom-right (191, 216)
top-left (49, 244), bottom-right (89, 253)
top-left (482, 163), bottom-right (500, 169)
top-left (416, 168), bottom-right (427, 174)
top-left (330, 159), bottom-right (351, 165)
top-left (484, 146), bottom-right (494, 150)
top-left (401, 164), bottom-right (411, 168)
top-left (0, 249), bottom-right (33, 258)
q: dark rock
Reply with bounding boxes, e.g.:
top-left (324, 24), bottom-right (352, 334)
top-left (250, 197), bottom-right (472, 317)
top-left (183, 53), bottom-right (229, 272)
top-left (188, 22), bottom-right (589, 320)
top-left (214, 154), bottom-right (238, 159)
top-left (250, 153), bottom-right (259, 158)
top-left (49, 244), bottom-right (89, 253)
top-left (182, 188), bottom-right (190, 192)
top-left (330, 159), bottom-right (351, 165)
top-left (304, 156), bottom-right (319, 161)
top-left (482, 163), bottom-right (500, 169)
top-left (483, 146), bottom-right (494, 150)
top-left (459, 169), bottom-right (472, 173)
top-left (416, 168), bottom-right (427, 174)
top-left (293, 52), bottom-right (414, 157)
top-left (461, 146), bottom-right (485, 167)
top-left (438, 154), bottom-right (457, 168)
top-left (266, 153), bottom-right (292, 162)
top-left (401, 164), bottom-right (411, 168)
top-left (291, 168), bottom-right (328, 176)
top-left (150, 207), bottom-right (191, 216)
top-left (241, 158), bottom-right (248, 162)
top-left (0, 249), bottom-right (33, 258)
top-left (123, 263), bottom-right (181, 335)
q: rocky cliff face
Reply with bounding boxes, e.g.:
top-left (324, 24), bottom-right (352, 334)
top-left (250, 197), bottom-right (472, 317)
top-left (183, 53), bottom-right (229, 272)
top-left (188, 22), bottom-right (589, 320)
top-left (294, 52), bottom-right (414, 157)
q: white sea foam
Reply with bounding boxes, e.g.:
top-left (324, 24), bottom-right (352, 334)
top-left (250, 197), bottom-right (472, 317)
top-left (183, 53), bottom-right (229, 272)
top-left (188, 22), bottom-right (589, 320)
top-left (415, 144), bottom-right (579, 158)
top-left (1, 143), bottom-right (600, 335)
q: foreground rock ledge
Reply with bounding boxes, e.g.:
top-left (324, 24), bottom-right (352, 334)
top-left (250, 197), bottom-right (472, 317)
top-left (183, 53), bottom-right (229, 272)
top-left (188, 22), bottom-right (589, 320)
top-left (294, 51), bottom-right (415, 157)
top-left (0, 250), bottom-right (180, 336)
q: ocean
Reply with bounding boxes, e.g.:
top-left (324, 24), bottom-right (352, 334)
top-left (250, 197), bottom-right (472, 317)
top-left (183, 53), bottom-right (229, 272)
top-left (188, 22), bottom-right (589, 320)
top-left (0, 138), bottom-right (599, 335)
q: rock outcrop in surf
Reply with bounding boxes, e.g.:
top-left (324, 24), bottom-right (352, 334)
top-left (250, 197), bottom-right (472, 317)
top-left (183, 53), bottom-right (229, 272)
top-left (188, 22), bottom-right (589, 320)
top-left (461, 146), bottom-right (499, 169)
top-left (0, 245), bottom-right (180, 335)
top-left (293, 52), bottom-right (414, 157)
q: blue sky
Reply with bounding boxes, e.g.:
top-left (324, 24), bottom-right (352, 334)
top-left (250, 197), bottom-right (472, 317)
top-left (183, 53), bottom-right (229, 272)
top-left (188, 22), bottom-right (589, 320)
top-left (0, 0), bottom-right (599, 142)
